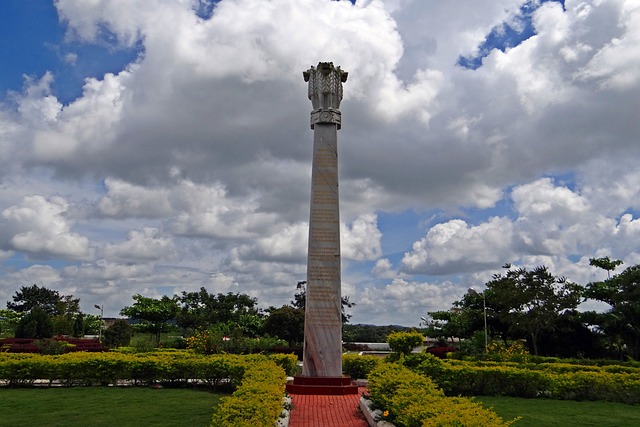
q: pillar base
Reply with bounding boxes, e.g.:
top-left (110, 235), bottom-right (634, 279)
top-left (286, 375), bottom-right (359, 395)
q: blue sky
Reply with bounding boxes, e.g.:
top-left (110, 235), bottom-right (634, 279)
top-left (0, 1), bottom-right (140, 104)
top-left (1, 0), bottom-right (639, 325)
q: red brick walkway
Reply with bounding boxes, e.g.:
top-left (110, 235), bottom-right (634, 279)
top-left (288, 387), bottom-right (369, 427)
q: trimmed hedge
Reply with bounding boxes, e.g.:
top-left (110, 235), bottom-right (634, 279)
top-left (343, 353), bottom-right (382, 379)
top-left (410, 354), bottom-right (640, 404)
top-left (210, 359), bottom-right (287, 427)
top-left (367, 363), bottom-right (518, 427)
top-left (0, 351), bottom-right (291, 426)
top-left (340, 352), bottom-right (640, 405)
top-left (0, 337), bottom-right (107, 353)
top-left (0, 351), bottom-right (297, 389)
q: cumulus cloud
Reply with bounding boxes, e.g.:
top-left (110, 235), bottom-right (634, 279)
top-left (1, 0), bottom-right (640, 324)
top-left (352, 278), bottom-right (460, 325)
top-left (1, 195), bottom-right (91, 260)
top-left (401, 175), bottom-right (640, 287)
top-left (342, 214), bottom-right (382, 261)
top-left (104, 227), bottom-right (175, 262)
top-left (401, 217), bottom-right (514, 275)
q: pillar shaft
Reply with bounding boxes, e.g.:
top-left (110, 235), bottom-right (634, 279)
top-left (302, 62), bottom-right (348, 378)
top-left (303, 123), bottom-right (342, 377)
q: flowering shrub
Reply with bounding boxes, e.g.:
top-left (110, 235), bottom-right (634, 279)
top-left (484, 341), bottom-right (530, 363)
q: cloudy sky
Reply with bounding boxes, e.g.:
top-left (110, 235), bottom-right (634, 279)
top-left (1, 0), bottom-right (639, 326)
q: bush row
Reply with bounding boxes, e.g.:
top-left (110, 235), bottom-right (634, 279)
top-left (367, 363), bottom-right (518, 427)
top-left (210, 359), bottom-right (287, 427)
top-left (446, 358), bottom-right (640, 376)
top-left (0, 351), bottom-right (298, 388)
top-left (407, 353), bottom-right (640, 405)
top-left (0, 337), bottom-right (107, 354)
top-left (342, 353), bottom-right (640, 405)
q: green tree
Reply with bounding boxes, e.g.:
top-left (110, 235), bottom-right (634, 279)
top-left (15, 306), bottom-right (53, 339)
top-left (82, 314), bottom-right (102, 335)
top-left (263, 305), bottom-right (304, 347)
top-left (589, 256), bottom-right (623, 279)
top-left (72, 314), bottom-right (85, 338)
top-left (120, 294), bottom-right (179, 346)
top-left (387, 331), bottom-right (424, 356)
top-left (176, 288), bottom-right (260, 332)
top-left (484, 266), bottom-right (583, 355)
top-left (292, 281), bottom-right (356, 324)
top-left (7, 285), bottom-right (81, 326)
top-left (0, 309), bottom-right (22, 338)
top-left (425, 306), bottom-right (481, 344)
top-left (584, 264), bottom-right (640, 359)
top-left (8, 285), bottom-right (61, 315)
top-left (103, 319), bottom-right (133, 348)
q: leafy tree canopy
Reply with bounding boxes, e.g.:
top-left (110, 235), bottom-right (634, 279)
top-left (7, 285), bottom-right (80, 317)
top-left (483, 266), bottom-right (582, 355)
top-left (263, 305), bottom-right (304, 347)
top-left (103, 319), bottom-right (134, 348)
top-left (176, 287), bottom-right (260, 331)
top-left (584, 264), bottom-right (640, 359)
top-left (589, 256), bottom-right (623, 279)
top-left (292, 281), bottom-right (356, 324)
top-left (120, 294), bottom-right (179, 346)
top-left (15, 306), bottom-right (53, 339)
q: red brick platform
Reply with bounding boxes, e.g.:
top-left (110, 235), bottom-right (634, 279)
top-left (288, 387), bottom-right (369, 427)
top-left (286, 375), bottom-right (359, 395)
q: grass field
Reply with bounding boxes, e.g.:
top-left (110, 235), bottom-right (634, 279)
top-left (2, 387), bottom-right (639, 427)
top-left (478, 396), bottom-right (640, 427)
top-left (0, 387), bottom-right (221, 427)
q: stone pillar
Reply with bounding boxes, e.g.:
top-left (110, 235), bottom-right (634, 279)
top-left (301, 62), bottom-right (348, 378)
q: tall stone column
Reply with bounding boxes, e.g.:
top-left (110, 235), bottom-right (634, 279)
top-left (301, 62), bottom-right (348, 378)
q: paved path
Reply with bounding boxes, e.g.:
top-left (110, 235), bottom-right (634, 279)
top-left (288, 388), bottom-right (369, 427)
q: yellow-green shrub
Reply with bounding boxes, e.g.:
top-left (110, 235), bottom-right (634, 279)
top-left (407, 357), bottom-right (640, 404)
top-left (210, 359), bottom-right (286, 427)
top-left (342, 353), bottom-right (382, 379)
top-left (367, 363), bottom-right (516, 427)
top-left (265, 353), bottom-right (298, 376)
top-left (0, 351), bottom-right (266, 389)
top-left (419, 397), bottom-right (520, 427)
top-left (387, 331), bottom-right (424, 356)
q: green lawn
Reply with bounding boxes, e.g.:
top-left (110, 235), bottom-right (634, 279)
top-left (478, 396), bottom-right (640, 427)
top-left (0, 387), bottom-right (222, 427)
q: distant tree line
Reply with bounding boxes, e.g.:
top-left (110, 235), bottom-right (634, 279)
top-left (424, 258), bottom-right (640, 360)
top-left (4, 257), bottom-right (640, 360)
top-left (1, 282), bottom-right (360, 350)
top-left (1, 285), bottom-right (101, 340)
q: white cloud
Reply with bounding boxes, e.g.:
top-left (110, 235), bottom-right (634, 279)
top-left (104, 227), bottom-right (175, 261)
top-left (574, 0), bottom-right (640, 89)
top-left (1, 0), bottom-right (640, 325)
top-left (351, 278), bottom-right (460, 325)
top-left (342, 213), bottom-right (382, 261)
top-left (16, 72), bottom-right (62, 125)
top-left (1, 195), bottom-right (91, 260)
top-left (97, 178), bottom-right (172, 219)
top-left (401, 217), bottom-right (514, 275)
